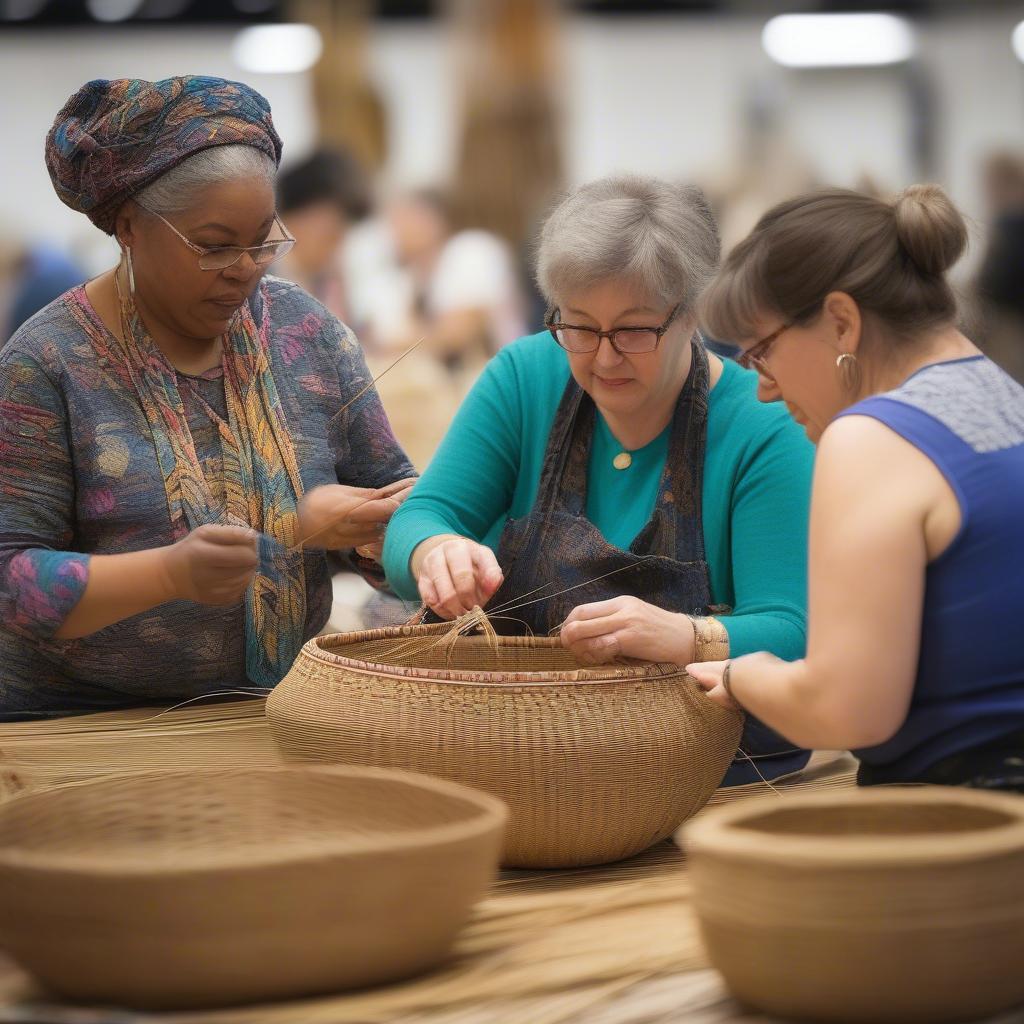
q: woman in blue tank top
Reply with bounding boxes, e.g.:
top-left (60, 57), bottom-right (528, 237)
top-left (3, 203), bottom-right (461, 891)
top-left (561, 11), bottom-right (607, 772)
top-left (688, 184), bottom-right (1024, 792)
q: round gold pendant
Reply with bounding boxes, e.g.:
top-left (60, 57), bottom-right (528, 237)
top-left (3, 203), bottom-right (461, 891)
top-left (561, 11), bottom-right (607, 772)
top-left (612, 452), bottom-right (633, 470)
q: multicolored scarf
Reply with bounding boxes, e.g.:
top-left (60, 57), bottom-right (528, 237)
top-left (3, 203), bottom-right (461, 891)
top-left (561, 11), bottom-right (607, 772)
top-left (113, 280), bottom-right (307, 686)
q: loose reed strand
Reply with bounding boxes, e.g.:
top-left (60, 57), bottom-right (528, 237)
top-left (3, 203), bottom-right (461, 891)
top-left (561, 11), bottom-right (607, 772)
top-left (287, 476), bottom-right (413, 554)
top-left (494, 558), bottom-right (657, 618)
top-left (328, 335), bottom-right (429, 428)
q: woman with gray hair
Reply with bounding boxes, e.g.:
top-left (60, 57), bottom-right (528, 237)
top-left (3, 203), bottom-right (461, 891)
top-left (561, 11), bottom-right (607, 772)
top-left (383, 175), bottom-right (814, 784)
top-left (0, 77), bottom-right (415, 718)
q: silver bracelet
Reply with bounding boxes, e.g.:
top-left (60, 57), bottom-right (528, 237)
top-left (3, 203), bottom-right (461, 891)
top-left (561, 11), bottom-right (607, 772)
top-left (721, 660), bottom-right (743, 711)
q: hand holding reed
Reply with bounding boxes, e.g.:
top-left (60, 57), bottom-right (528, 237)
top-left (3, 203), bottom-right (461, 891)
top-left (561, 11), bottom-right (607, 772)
top-left (160, 524), bottom-right (260, 606)
top-left (413, 536), bottom-right (505, 620)
top-left (295, 479), bottom-right (415, 552)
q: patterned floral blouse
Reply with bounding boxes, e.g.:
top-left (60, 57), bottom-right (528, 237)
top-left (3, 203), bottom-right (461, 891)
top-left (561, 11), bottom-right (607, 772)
top-left (0, 277), bottom-right (415, 718)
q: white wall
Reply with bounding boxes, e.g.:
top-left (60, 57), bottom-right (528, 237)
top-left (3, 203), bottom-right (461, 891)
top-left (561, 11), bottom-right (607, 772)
top-left (1, 10), bottom-right (1022, 262)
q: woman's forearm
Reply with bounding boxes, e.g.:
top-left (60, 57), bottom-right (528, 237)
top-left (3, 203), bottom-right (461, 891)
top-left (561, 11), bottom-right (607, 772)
top-left (727, 653), bottom-right (899, 750)
top-left (54, 547), bottom-right (177, 640)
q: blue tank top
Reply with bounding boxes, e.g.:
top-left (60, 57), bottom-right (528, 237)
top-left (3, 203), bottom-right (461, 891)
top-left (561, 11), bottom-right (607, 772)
top-left (837, 356), bottom-right (1024, 781)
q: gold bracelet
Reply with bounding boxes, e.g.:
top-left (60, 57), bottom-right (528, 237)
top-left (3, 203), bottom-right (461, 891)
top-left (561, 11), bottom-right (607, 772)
top-left (689, 615), bottom-right (730, 662)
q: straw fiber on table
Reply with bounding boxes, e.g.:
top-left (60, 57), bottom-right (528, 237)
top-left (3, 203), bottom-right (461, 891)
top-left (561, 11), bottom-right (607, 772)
top-left (685, 787), bottom-right (1024, 1024)
top-left (266, 625), bottom-right (744, 868)
top-left (0, 699), bottom-right (282, 797)
top-left (0, 766), bottom-right (505, 1011)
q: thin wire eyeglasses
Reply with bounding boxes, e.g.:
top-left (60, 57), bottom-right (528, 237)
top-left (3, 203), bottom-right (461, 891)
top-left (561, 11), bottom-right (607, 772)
top-left (736, 323), bottom-right (793, 379)
top-left (135, 199), bottom-right (296, 272)
top-left (546, 303), bottom-right (683, 355)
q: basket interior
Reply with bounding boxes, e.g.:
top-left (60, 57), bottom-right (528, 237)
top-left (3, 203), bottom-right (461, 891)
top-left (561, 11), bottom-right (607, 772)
top-left (0, 770), bottom-right (486, 868)
top-left (318, 632), bottom-right (604, 673)
top-left (734, 801), bottom-right (1017, 838)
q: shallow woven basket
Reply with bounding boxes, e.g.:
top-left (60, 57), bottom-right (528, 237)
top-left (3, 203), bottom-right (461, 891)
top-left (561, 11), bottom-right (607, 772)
top-left (265, 623), bottom-right (743, 868)
top-left (683, 787), bottom-right (1024, 1024)
top-left (0, 765), bottom-right (506, 1010)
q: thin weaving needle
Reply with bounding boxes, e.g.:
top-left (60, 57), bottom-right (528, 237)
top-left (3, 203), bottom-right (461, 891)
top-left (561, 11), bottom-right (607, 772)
top-left (328, 335), bottom-right (428, 428)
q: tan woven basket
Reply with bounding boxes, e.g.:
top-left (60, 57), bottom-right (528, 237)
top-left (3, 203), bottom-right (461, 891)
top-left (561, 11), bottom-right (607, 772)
top-left (265, 623), bottom-right (743, 868)
top-left (684, 787), bottom-right (1024, 1024)
top-left (0, 765), bottom-right (506, 1010)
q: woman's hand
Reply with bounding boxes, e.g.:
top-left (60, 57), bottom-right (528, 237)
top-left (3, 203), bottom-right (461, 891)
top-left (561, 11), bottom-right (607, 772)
top-left (559, 596), bottom-right (696, 665)
top-left (688, 651), bottom-right (783, 711)
top-left (161, 524), bottom-right (260, 606)
top-left (297, 478), bottom-right (416, 551)
top-left (685, 659), bottom-right (739, 710)
top-left (412, 535), bottom-right (504, 620)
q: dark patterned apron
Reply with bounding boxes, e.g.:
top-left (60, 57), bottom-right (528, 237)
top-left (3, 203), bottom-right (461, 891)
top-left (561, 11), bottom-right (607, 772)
top-left (485, 342), bottom-right (808, 785)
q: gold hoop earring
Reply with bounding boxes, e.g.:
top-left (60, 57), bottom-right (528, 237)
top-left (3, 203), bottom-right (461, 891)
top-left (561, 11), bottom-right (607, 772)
top-left (836, 352), bottom-right (861, 394)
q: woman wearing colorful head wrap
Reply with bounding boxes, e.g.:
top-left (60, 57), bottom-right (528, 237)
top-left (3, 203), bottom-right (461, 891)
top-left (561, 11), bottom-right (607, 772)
top-left (0, 76), bottom-right (416, 718)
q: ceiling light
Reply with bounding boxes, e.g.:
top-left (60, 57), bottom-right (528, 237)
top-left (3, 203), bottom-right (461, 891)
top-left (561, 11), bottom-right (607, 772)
top-left (762, 13), bottom-right (916, 69)
top-left (233, 23), bottom-right (322, 74)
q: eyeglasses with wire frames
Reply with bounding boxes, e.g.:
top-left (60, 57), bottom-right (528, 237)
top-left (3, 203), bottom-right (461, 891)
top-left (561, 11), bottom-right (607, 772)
top-left (736, 322), bottom-right (793, 380)
top-left (134, 199), bottom-right (296, 272)
top-left (546, 303), bottom-right (683, 355)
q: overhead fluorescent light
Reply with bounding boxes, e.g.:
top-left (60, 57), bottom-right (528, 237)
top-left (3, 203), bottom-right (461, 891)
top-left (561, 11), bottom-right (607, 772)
top-left (762, 13), bottom-right (916, 69)
top-left (232, 23), bottom-right (323, 75)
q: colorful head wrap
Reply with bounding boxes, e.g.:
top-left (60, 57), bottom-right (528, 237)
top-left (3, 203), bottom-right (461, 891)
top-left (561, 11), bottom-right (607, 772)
top-left (45, 75), bottom-right (283, 235)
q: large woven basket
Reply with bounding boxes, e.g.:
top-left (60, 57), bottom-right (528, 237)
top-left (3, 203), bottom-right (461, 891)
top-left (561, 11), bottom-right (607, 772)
top-left (0, 765), bottom-right (506, 1010)
top-left (265, 623), bottom-right (743, 868)
top-left (684, 787), bottom-right (1024, 1024)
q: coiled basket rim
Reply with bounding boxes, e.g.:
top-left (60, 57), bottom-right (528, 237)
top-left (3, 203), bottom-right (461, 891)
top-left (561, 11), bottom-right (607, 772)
top-left (0, 765), bottom-right (509, 877)
top-left (684, 786), bottom-right (1024, 866)
top-left (301, 626), bottom-right (688, 688)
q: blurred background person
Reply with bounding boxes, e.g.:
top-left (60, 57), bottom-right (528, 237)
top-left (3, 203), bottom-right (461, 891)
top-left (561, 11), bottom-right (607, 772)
top-left (0, 231), bottom-right (85, 343)
top-left (974, 150), bottom-right (1024, 385)
top-left (377, 188), bottom-right (527, 376)
top-left (274, 146), bottom-right (373, 323)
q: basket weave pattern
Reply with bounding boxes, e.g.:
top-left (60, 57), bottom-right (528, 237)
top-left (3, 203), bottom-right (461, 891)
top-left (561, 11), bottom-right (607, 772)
top-left (266, 625), bottom-right (743, 868)
top-left (684, 787), bottom-right (1024, 1024)
top-left (0, 766), bottom-right (506, 1010)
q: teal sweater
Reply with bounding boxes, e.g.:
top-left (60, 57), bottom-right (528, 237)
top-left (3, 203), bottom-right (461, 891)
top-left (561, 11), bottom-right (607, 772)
top-left (383, 332), bottom-right (814, 658)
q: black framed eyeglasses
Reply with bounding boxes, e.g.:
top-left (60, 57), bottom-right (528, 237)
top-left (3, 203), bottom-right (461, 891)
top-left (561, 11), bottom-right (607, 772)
top-left (736, 323), bottom-right (792, 379)
top-left (135, 199), bottom-right (296, 272)
top-left (546, 303), bottom-right (683, 355)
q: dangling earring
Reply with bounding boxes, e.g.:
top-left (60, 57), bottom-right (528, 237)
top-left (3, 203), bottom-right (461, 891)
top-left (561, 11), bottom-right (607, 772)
top-left (119, 244), bottom-right (136, 298)
top-left (836, 352), bottom-right (862, 394)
